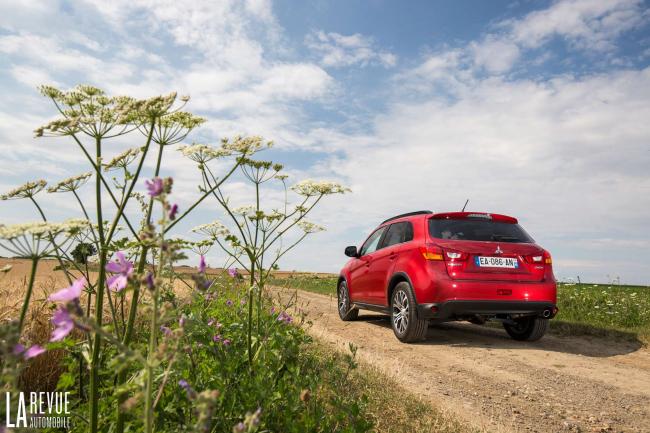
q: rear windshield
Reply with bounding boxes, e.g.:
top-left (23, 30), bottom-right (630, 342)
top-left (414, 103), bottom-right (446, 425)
top-left (429, 218), bottom-right (534, 243)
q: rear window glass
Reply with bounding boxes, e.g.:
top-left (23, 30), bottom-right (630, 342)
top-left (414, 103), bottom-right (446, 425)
top-left (429, 218), bottom-right (534, 243)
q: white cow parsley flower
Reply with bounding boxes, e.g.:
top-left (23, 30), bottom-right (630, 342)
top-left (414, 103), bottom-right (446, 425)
top-left (291, 180), bottom-right (349, 196)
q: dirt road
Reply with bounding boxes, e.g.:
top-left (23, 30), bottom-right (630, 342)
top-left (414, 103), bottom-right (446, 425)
top-left (278, 288), bottom-right (650, 433)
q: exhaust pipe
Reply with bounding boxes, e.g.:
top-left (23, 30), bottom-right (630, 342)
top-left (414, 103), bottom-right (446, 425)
top-left (542, 309), bottom-right (551, 318)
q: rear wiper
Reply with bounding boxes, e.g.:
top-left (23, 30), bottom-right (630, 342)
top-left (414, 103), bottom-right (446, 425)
top-left (490, 234), bottom-right (520, 242)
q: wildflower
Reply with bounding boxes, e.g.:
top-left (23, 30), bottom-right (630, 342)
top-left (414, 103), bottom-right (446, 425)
top-left (105, 251), bottom-right (134, 292)
top-left (221, 135), bottom-right (272, 155)
top-left (50, 307), bottom-right (74, 341)
top-left (223, 338), bottom-right (231, 346)
top-left (0, 180), bottom-right (47, 200)
top-left (228, 267), bottom-right (238, 278)
top-left (233, 205), bottom-right (255, 217)
top-left (47, 172), bottom-right (92, 193)
top-left (49, 277), bottom-right (85, 302)
top-left (297, 220), bottom-right (325, 234)
top-left (179, 316), bottom-right (186, 327)
top-left (240, 299), bottom-right (246, 306)
top-left (160, 326), bottom-right (172, 337)
top-left (190, 239), bottom-right (213, 255)
top-left (291, 179), bottom-right (349, 196)
top-left (13, 344), bottom-right (46, 359)
top-left (199, 255), bottom-right (207, 273)
top-left (179, 379), bottom-right (196, 399)
top-left (213, 334), bottom-right (222, 343)
top-left (25, 345), bottom-right (46, 359)
top-left (103, 147), bottom-right (142, 171)
top-left (233, 422), bottom-right (246, 433)
top-left (144, 272), bottom-right (155, 291)
top-left (191, 220), bottom-right (230, 238)
top-left (178, 143), bottom-right (230, 164)
top-left (169, 203), bottom-right (179, 220)
top-left (277, 311), bottom-right (292, 324)
top-left (226, 300), bottom-right (233, 307)
top-left (208, 319), bottom-right (222, 329)
top-left (146, 177), bottom-right (164, 197)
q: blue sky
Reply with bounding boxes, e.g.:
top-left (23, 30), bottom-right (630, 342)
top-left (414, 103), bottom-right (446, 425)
top-left (0, 0), bottom-right (649, 284)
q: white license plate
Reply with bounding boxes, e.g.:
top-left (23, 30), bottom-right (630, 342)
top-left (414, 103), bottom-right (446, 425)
top-left (475, 256), bottom-right (519, 269)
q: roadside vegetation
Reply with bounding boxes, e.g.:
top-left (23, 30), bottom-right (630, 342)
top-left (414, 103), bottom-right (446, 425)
top-left (270, 275), bottom-right (650, 342)
top-left (0, 84), bottom-right (475, 433)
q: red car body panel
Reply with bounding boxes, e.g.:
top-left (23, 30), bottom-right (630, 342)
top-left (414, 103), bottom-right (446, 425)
top-left (340, 212), bottom-right (557, 320)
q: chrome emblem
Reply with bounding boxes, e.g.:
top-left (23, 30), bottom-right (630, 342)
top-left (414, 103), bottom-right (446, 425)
top-left (494, 245), bottom-right (503, 254)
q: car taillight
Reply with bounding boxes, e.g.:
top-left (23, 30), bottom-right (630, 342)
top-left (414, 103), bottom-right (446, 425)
top-left (444, 251), bottom-right (469, 261)
top-left (524, 250), bottom-right (552, 265)
top-left (524, 255), bottom-right (543, 264)
top-left (419, 245), bottom-right (443, 261)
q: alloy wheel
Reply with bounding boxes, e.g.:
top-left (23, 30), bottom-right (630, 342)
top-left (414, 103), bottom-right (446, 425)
top-left (392, 289), bottom-right (409, 335)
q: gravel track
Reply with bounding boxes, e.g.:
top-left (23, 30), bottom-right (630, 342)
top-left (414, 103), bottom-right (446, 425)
top-left (277, 288), bottom-right (650, 433)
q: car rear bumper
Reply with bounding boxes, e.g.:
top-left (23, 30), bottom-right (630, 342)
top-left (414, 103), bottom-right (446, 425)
top-left (416, 300), bottom-right (558, 320)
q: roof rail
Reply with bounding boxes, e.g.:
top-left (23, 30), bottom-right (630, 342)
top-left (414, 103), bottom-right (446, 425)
top-left (381, 210), bottom-right (432, 225)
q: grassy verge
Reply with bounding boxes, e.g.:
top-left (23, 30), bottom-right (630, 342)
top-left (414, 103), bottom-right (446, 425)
top-left (9, 269), bottom-right (472, 432)
top-left (270, 275), bottom-right (650, 343)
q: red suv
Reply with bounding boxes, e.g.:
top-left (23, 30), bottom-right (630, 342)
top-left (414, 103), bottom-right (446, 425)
top-left (338, 211), bottom-right (557, 343)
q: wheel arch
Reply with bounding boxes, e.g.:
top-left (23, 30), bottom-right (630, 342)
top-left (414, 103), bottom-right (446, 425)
top-left (337, 274), bottom-right (347, 292)
top-left (386, 272), bottom-right (414, 304)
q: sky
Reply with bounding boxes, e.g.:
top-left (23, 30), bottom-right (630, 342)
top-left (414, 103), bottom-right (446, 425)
top-left (0, 0), bottom-right (649, 284)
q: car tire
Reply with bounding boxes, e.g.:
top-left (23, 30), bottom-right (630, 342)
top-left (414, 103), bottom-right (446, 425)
top-left (390, 281), bottom-right (428, 343)
top-left (337, 280), bottom-right (358, 321)
top-left (503, 316), bottom-right (549, 341)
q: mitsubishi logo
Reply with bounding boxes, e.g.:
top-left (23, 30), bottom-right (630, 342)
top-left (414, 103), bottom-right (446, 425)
top-left (494, 245), bottom-right (503, 255)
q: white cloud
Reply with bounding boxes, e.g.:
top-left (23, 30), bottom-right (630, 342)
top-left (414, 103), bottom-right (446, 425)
top-left (406, 0), bottom-right (648, 81)
top-left (470, 36), bottom-right (521, 73)
top-left (306, 31), bottom-right (397, 68)
top-left (507, 0), bottom-right (649, 52)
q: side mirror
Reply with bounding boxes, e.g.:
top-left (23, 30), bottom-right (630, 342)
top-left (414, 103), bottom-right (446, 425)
top-left (344, 246), bottom-right (358, 258)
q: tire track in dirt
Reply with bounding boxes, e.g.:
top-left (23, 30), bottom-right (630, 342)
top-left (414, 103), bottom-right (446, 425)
top-left (276, 288), bottom-right (650, 433)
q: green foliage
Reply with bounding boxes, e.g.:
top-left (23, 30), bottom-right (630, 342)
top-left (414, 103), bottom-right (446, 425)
top-left (269, 275), bottom-right (338, 296)
top-left (58, 276), bottom-right (373, 432)
top-left (555, 283), bottom-right (650, 333)
top-left (70, 242), bottom-right (97, 264)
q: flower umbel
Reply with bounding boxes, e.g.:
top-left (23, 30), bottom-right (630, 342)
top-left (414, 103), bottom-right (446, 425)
top-left (291, 179), bottom-right (350, 196)
top-left (47, 172), bottom-right (92, 193)
top-left (1, 180), bottom-right (47, 200)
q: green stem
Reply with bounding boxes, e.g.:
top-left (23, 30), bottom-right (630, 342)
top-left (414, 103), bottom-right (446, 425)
top-left (163, 160), bottom-right (242, 235)
top-left (89, 136), bottom-right (107, 433)
top-left (70, 133), bottom-right (140, 239)
top-left (144, 210), bottom-right (165, 433)
top-left (105, 120), bottom-right (155, 244)
top-left (116, 141), bottom-right (164, 433)
top-left (18, 257), bottom-right (39, 334)
top-left (247, 254), bottom-right (255, 370)
top-left (30, 197), bottom-right (73, 285)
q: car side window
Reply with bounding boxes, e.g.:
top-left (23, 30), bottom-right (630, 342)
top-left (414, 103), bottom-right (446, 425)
top-left (382, 222), bottom-right (414, 248)
top-left (359, 226), bottom-right (387, 256)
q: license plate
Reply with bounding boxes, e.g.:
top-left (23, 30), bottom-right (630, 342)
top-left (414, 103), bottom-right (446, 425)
top-left (475, 256), bottom-right (519, 269)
